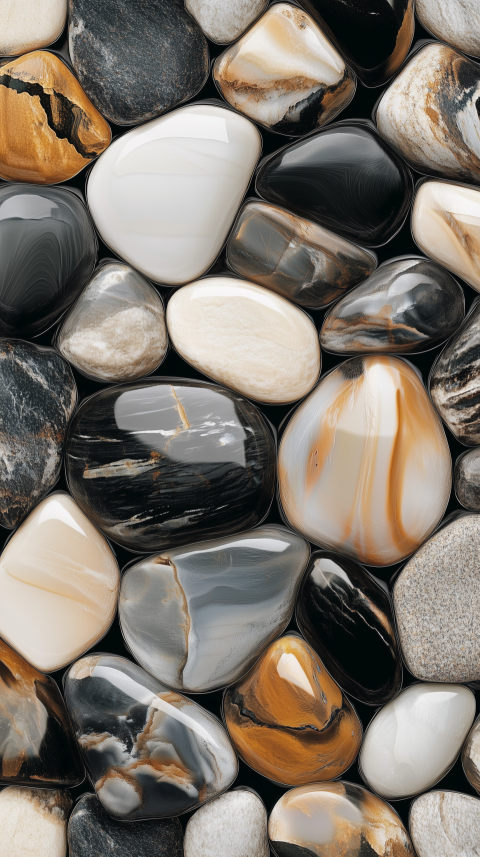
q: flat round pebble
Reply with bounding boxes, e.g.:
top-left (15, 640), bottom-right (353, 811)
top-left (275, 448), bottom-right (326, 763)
top-left (455, 449), bottom-right (480, 511)
top-left (185, 0), bottom-right (267, 44)
top-left (409, 791), bottom-right (480, 857)
top-left (0, 0), bottom-right (67, 56)
top-left (0, 786), bottom-right (72, 857)
top-left (184, 789), bottom-right (269, 857)
top-left (462, 716), bottom-right (480, 794)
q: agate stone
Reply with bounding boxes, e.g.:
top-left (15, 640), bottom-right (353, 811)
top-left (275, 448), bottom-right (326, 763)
top-left (66, 378), bottom-right (276, 552)
top-left (223, 634), bottom-right (362, 786)
top-left (0, 0), bottom-right (67, 56)
top-left (409, 791), bottom-right (480, 857)
top-left (455, 449), bottom-right (480, 511)
top-left (64, 654), bottom-right (237, 820)
top-left (185, 0), bottom-right (267, 43)
top-left (416, 0), bottom-right (480, 59)
top-left (463, 717), bottom-right (480, 794)
top-left (296, 551), bottom-right (401, 705)
top-left (184, 790), bottom-right (269, 857)
top-left (0, 787), bottom-right (72, 857)
top-left (256, 122), bottom-right (413, 247)
top-left (119, 526), bottom-right (309, 693)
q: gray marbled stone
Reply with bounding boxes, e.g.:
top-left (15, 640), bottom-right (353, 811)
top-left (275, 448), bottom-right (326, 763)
top-left (455, 448), bottom-right (480, 511)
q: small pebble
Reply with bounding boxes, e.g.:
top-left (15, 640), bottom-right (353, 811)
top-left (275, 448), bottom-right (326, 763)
top-left (0, 786), bottom-right (71, 857)
top-left (185, 0), bottom-right (267, 44)
top-left (409, 790), bottom-right (480, 857)
top-left (184, 789), bottom-right (269, 857)
top-left (0, 0), bottom-right (67, 56)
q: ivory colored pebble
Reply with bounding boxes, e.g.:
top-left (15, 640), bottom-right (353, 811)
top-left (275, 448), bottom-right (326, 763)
top-left (0, 786), bottom-right (71, 857)
top-left (415, 0), bottom-right (480, 59)
top-left (409, 791), bottom-right (480, 857)
top-left (0, 0), bottom-right (67, 56)
top-left (185, 0), bottom-right (268, 44)
top-left (184, 789), bottom-right (269, 857)
top-left (167, 277), bottom-right (320, 404)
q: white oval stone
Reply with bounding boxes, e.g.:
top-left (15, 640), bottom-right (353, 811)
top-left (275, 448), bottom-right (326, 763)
top-left (409, 790), bottom-right (480, 857)
top-left (359, 683), bottom-right (476, 800)
top-left (167, 276), bottom-right (320, 404)
top-left (87, 104), bottom-right (261, 286)
top-left (184, 789), bottom-right (269, 857)
top-left (0, 0), bottom-right (67, 56)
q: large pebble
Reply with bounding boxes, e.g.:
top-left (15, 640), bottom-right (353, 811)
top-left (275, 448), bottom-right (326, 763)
top-left (184, 789), bottom-right (269, 857)
top-left (409, 791), bottom-right (480, 857)
top-left (0, 787), bottom-right (71, 857)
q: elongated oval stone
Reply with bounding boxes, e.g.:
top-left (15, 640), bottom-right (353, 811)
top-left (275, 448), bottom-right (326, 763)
top-left (410, 791), bottom-right (480, 857)
top-left (65, 379), bottom-right (276, 552)
top-left (186, 0), bottom-right (267, 43)
top-left (224, 634), bottom-right (362, 786)
top-left (167, 277), bottom-right (320, 405)
top-left (0, 787), bottom-right (72, 857)
top-left (184, 790), bottom-right (269, 857)
top-left (278, 355), bottom-right (451, 566)
top-left (0, 0), bottom-right (67, 56)
top-left (64, 654), bottom-right (237, 820)
top-left (416, 0), bottom-right (480, 59)
top-left (321, 257), bottom-right (465, 355)
top-left (455, 449), bottom-right (480, 511)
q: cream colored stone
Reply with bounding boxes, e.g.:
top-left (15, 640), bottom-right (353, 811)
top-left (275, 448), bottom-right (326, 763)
top-left (0, 0), bottom-right (67, 56)
top-left (184, 789), bottom-right (269, 857)
top-left (185, 0), bottom-right (267, 44)
top-left (409, 791), bottom-right (480, 857)
top-left (0, 787), bottom-right (71, 857)
top-left (167, 276), bottom-right (320, 404)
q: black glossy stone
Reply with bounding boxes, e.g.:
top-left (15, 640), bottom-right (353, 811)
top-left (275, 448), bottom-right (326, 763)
top-left (65, 378), bottom-right (275, 552)
top-left (0, 184), bottom-right (97, 338)
top-left (296, 551), bottom-right (402, 705)
top-left (68, 0), bottom-right (209, 126)
top-left (455, 448), bottom-right (480, 512)
top-left (255, 122), bottom-right (413, 248)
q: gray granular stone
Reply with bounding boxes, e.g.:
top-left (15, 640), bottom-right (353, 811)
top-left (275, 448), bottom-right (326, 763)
top-left (409, 791), bottom-right (480, 857)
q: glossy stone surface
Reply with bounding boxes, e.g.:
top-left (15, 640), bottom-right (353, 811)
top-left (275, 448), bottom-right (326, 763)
top-left (184, 789), bottom-right (269, 857)
top-left (119, 526), bottom-right (309, 693)
top-left (359, 683), bottom-right (476, 800)
top-left (226, 200), bottom-right (377, 309)
top-left (0, 0), bottom-right (67, 55)
top-left (66, 378), bottom-right (275, 552)
top-left (394, 515), bottom-right (480, 682)
top-left (0, 787), bottom-right (71, 857)
top-left (0, 492), bottom-right (119, 673)
top-left (278, 355), bottom-right (451, 566)
top-left (87, 103), bottom-right (261, 285)
top-left (214, 4), bottom-right (355, 137)
top-left (223, 634), bottom-right (362, 786)
top-left (65, 654), bottom-right (237, 820)
top-left (268, 782), bottom-right (414, 857)
top-left (256, 122), bottom-right (412, 247)
top-left (455, 449), bottom-right (480, 511)
top-left (167, 277), bottom-right (320, 404)
top-left (296, 551), bottom-right (401, 705)
top-left (186, 0), bottom-right (267, 43)
top-left (416, 0), bottom-right (480, 59)
top-left (0, 184), bottom-right (97, 338)
top-left (0, 51), bottom-right (111, 185)
top-left (321, 257), bottom-right (465, 355)
top-left (463, 717), bottom-right (480, 794)
top-left (69, 0), bottom-right (209, 126)
top-left (376, 44), bottom-right (480, 185)
top-left (57, 262), bottom-right (167, 383)
top-left (0, 340), bottom-right (76, 529)
top-left (68, 794), bottom-right (184, 857)
top-left (409, 791), bottom-right (480, 857)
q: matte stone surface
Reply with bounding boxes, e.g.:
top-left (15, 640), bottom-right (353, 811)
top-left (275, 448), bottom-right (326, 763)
top-left (321, 257), bottom-right (465, 355)
top-left (0, 0), bottom-right (67, 56)
top-left (184, 789), bottom-right (269, 857)
top-left (0, 340), bottom-right (76, 529)
top-left (256, 122), bottom-right (413, 247)
top-left (0, 787), bottom-right (72, 857)
top-left (409, 791), bottom-right (480, 857)
top-left (226, 200), bottom-right (377, 309)
top-left (463, 717), bottom-right (480, 794)
top-left (296, 551), bottom-right (401, 705)
top-left (455, 448), bottom-right (480, 511)
top-left (68, 793), bottom-right (184, 857)
top-left (0, 184), bottom-right (97, 338)
top-left (185, 0), bottom-right (267, 43)
top-left (66, 378), bottom-right (276, 552)
top-left (119, 526), bottom-right (309, 693)
top-left (65, 654), bottom-right (237, 820)
top-left (69, 0), bottom-right (209, 126)
top-left (416, 0), bottom-right (480, 58)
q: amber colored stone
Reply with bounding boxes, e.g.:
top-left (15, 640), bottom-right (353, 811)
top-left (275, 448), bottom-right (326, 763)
top-left (0, 51), bottom-right (111, 184)
top-left (223, 633), bottom-right (362, 786)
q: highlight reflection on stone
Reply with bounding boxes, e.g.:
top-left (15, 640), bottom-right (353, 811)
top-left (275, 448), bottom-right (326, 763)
top-left (119, 526), bottom-right (309, 693)
top-left (409, 791), bottom-right (480, 857)
top-left (223, 634), bottom-right (362, 786)
top-left (463, 717), bottom-right (480, 794)
top-left (321, 257), bottom-right (465, 355)
top-left (278, 355), bottom-right (451, 566)
top-left (214, 4), bottom-right (355, 137)
top-left (455, 449), bottom-right (480, 511)
top-left (64, 654), bottom-right (237, 820)
top-left (268, 782), bottom-right (414, 857)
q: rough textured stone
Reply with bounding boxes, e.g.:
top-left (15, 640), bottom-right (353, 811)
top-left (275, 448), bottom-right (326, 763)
top-left (0, 787), bottom-right (72, 857)
top-left (186, 0), bottom-right (267, 44)
top-left (416, 0), bottom-right (480, 60)
top-left (0, 0), bottom-right (67, 56)
top-left (184, 789), bottom-right (269, 857)
top-left (462, 717), bottom-right (480, 794)
top-left (409, 791), bottom-right (480, 857)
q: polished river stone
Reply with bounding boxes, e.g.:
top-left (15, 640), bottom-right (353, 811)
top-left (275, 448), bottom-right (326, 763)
top-left (416, 0), bottom-right (480, 58)
top-left (65, 378), bottom-right (276, 552)
top-left (119, 525), bottom-right (309, 693)
top-left (296, 551), bottom-right (401, 705)
top-left (185, 0), bottom-right (267, 43)
top-left (278, 355), bottom-right (451, 566)
top-left (463, 717), bottom-right (480, 794)
top-left (409, 791), bottom-right (480, 857)
top-left (455, 448), bottom-right (480, 511)
top-left (255, 122), bottom-right (413, 247)
top-left (0, 0), bottom-right (67, 55)
top-left (0, 787), bottom-right (72, 857)
top-left (321, 257), bottom-right (465, 354)
top-left (64, 654), bottom-right (237, 820)
top-left (184, 790), bottom-right (269, 857)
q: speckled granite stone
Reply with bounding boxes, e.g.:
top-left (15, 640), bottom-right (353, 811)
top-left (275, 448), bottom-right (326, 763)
top-left (185, 0), bottom-right (267, 44)
top-left (409, 791), bottom-right (480, 857)
top-left (455, 449), bottom-right (480, 512)
top-left (184, 789), bottom-right (269, 857)
top-left (462, 717), bottom-right (480, 794)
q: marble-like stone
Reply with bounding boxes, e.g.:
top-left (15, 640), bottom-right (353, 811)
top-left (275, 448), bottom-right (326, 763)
top-left (0, 492), bottom-right (119, 673)
top-left (455, 448), bottom-right (480, 511)
top-left (68, 793), bottom-right (184, 857)
top-left (57, 262), bottom-right (167, 383)
top-left (87, 103), bottom-right (260, 286)
top-left (0, 51), bottom-right (111, 185)
top-left (268, 782), bottom-right (414, 857)
top-left (416, 0), bottom-right (480, 59)
top-left (394, 515), bottom-right (480, 682)
top-left (256, 122), bottom-right (412, 247)
top-left (65, 378), bottom-right (276, 553)
top-left (278, 355), bottom-right (451, 566)
top-left (223, 634), bottom-right (362, 786)
top-left (167, 276), bottom-right (320, 405)
top-left (409, 791), bottom-right (480, 857)
top-left (376, 44), bottom-right (480, 185)
top-left (214, 4), bottom-right (355, 137)
top-left (184, 789), bottom-right (269, 857)
top-left (412, 180), bottom-right (480, 293)
top-left (226, 200), bottom-right (377, 309)
top-left (359, 683), bottom-right (476, 800)
top-left (185, 0), bottom-right (267, 44)
top-left (0, 787), bottom-right (71, 857)
top-left (65, 654), bottom-right (237, 820)
top-left (69, 0), bottom-right (208, 126)
top-left (0, 340), bottom-right (76, 529)
top-left (321, 257), bottom-right (465, 355)
top-left (463, 717), bottom-right (480, 794)
top-left (0, 0), bottom-right (67, 56)
top-left (120, 526), bottom-right (309, 693)
top-left (296, 551), bottom-right (401, 705)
